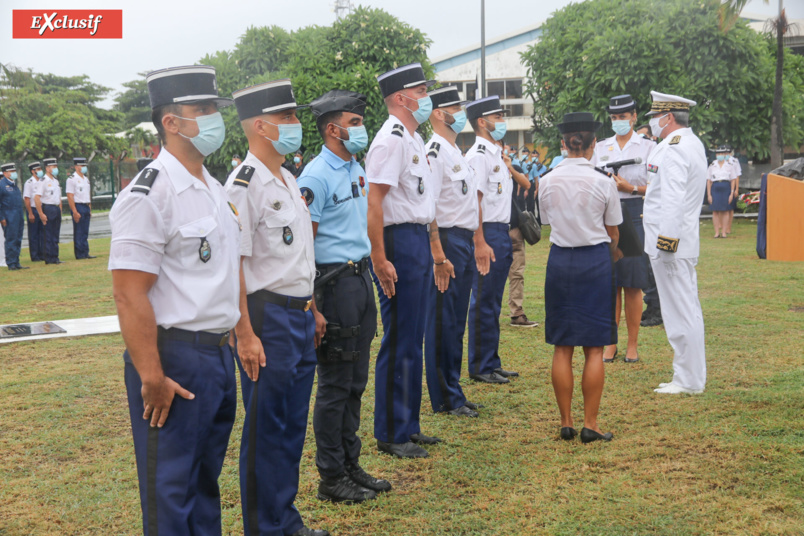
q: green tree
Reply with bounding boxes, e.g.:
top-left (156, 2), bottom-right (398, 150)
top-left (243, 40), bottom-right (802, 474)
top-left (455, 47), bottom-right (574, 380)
top-left (113, 74), bottom-right (152, 129)
top-left (521, 0), bottom-right (804, 161)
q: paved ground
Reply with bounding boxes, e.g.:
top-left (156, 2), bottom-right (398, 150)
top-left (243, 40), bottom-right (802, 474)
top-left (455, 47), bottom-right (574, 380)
top-left (21, 213), bottom-right (110, 248)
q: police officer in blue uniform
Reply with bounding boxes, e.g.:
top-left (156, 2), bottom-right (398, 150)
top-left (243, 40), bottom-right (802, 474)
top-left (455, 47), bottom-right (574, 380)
top-left (109, 65), bottom-right (241, 536)
top-left (366, 63), bottom-right (441, 459)
top-left (298, 89), bottom-right (392, 504)
top-left (225, 79), bottom-right (329, 536)
top-left (23, 162), bottom-right (45, 262)
top-left (1, 163), bottom-right (28, 270)
top-left (66, 156), bottom-right (96, 259)
top-left (35, 157), bottom-right (63, 264)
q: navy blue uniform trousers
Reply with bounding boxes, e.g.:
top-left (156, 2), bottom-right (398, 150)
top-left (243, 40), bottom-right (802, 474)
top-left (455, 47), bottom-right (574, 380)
top-left (313, 269), bottom-right (376, 478)
top-left (238, 295), bottom-right (316, 536)
top-left (370, 223), bottom-right (431, 444)
top-left (468, 222), bottom-right (513, 376)
top-left (28, 210), bottom-right (44, 261)
top-left (73, 203), bottom-right (91, 258)
top-left (124, 339), bottom-right (237, 536)
top-left (3, 210), bottom-right (24, 267)
top-left (42, 204), bottom-right (61, 263)
top-left (425, 227), bottom-right (475, 412)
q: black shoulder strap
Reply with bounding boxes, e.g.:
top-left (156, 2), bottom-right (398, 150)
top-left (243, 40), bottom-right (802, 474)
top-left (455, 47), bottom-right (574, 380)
top-left (131, 168), bottom-right (160, 195)
top-left (427, 141), bottom-right (441, 159)
top-left (477, 144), bottom-right (486, 154)
top-left (391, 124), bottom-right (405, 138)
top-left (232, 165), bottom-right (255, 188)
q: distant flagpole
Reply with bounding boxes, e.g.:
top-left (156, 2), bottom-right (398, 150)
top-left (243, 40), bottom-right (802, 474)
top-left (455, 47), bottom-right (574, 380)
top-left (480, 0), bottom-right (486, 99)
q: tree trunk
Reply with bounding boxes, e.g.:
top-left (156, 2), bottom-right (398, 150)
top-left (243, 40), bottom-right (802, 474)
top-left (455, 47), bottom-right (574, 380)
top-left (770, 16), bottom-right (784, 169)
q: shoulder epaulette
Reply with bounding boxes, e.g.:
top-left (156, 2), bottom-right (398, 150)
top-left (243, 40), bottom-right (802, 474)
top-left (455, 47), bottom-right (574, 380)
top-left (391, 124), bottom-right (405, 138)
top-left (427, 142), bottom-right (441, 159)
top-left (131, 168), bottom-right (160, 195)
top-left (594, 166), bottom-right (614, 178)
top-left (233, 165), bottom-right (255, 187)
top-left (477, 144), bottom-right (486, 154)
top-left (669, 135), bottom-right (681, 145)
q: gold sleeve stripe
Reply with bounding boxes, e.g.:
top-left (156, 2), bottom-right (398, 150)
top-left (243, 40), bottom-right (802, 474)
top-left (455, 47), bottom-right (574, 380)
top-left (657, 235), bottom-right (680, 252)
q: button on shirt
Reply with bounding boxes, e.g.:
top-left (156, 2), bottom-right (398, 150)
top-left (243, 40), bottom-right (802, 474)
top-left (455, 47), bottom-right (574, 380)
top-left (365, 115), bottom-right (435, 226)
top-left (707, 161), bottom-right (734, 182)
top-left (108, 148), bottom-right (241, 332)
top-left (297, 146), bottom-right (371, 264)
top-left (426, 133), bottom-right (479, 231)
top-left (37, 175), bottom-right (62, 205)
top-left (66, 173), bottom-right (91, 203)
top-left (225, 152), bottom-right (315, 297)
top-left (465, 140), bottom-right (512, 224)
top-left (591, 131), bottom-right (656, 199)
top-left (539, 158), bottom-right (622, 247)
top-left (23, 177), bottom-right (40, 201)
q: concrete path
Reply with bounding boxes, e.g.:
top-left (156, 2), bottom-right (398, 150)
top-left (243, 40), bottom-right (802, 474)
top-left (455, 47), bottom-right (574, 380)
top-left (0, 315), bottom-right (120, 344)
top-left (22, 213), bottom-right (110, 249)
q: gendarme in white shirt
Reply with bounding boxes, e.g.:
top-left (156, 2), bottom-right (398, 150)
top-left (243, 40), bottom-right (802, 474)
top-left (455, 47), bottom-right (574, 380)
top-left (66, 173), bottom-right (91, 203)
top-left (108, 148), bottom-right (241, 332)
top-left (23, 176), bottom-right (40, 201)
top-left (37, 175), bottom-right (62, 205)
top-left (465, 139), bottom-right (512, 224)
top-left (590, 131), bottom-right (655, 199)
top-left (426, 132), bottom-right (479, 231)
top-left (539, 157), bottom-right (623, 247)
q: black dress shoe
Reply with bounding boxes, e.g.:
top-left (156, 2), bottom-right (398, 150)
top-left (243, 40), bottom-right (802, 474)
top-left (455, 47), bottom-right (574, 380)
top-left (86, 255), bottom-right (97, 259)
top-left (494, 367), bottom-right (519, 378)
top-left (317, 473), bottom-right (376, 503)
top-left (377, 440), bottom-right (428, 458)
top-left (291, 527), bottom-right (331, 536)
top-left (8, 265), bottom-right (20, 270)
top-left (560, 427), bottom-right (577, 440)
top-left (580, 427), bottom-right (613, 444)
top-left (45, 260), bottom-right (64, 265)
top-left (447, 405), bottom-right (479, 418)
top-left (470, 372), bottom-right (509, 384)
top-left (465, 401), bottom-right (485, 410)
top-left (345, 462), bottom-right (392, 493)
top-left (410, 433), bottom-right (442, 445)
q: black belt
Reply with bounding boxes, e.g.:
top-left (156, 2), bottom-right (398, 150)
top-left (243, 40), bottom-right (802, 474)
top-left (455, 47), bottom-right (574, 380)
top-left (251, 289), bottom-right (312, 311)
top-left (386, 223), bottom-right (429, 233)
top-left (316, 257), bottom-right (370, 281)
top-left (483, 222), bottom-right (510, 231)
top-left (157, 327), bottom-right (230, 347)
top-left (440, 227), bottom-right (475, 240)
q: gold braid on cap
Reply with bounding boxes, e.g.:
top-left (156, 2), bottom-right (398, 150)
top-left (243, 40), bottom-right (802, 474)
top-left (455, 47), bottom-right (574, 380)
top-left (650, 102), bottom-right (690, 113)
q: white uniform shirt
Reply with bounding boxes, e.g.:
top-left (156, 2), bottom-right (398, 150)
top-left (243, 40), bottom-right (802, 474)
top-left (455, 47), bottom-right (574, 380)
top-left (591, 131), bottom-right (656, 199)
top-left (365, 115), bottom-right (435, 226)
top-left (66, 173), bottom-right (91, 203)
top-left (108, 148), bottom-right (241, 332)
top-left (707, 161), bottom-right (733, 182)
top-left (539, 157), bottom-right (622, 247)
top-left (426, 133), bottom-right (479, 231)
top-left (37, 175), bottom-right (62, 205)
top-left (23, 176), bottom-right (40, 201)
top-left (465, 139), bottom-right (512, 224)
top-left (225, 152), bottom-right (315, 298)
top-left (643, 127), bottom-right (708, 259)
top-left (727, 156), bottom-right (742, 178)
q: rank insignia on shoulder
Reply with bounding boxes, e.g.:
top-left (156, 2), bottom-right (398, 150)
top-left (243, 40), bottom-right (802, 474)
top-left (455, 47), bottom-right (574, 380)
top-left (300, 187), bottom-right (314, 206)
top-left (131, 168), bottom-right (159, 195)
top-left (497, 182), bottom-right (503, 194)
top-left (391, 124), bottom-right (405, 138)
top-left (648, 164), bottom-right (659, 173)
top-left (477, 144), bottom-right (486, 154)
top-left (657, 235), bottom-right (680, 253)
top-left (233, 165), bottom-right (255, 187)
top-left (413, 154), bottom-right (420, 164)
top-left (427, 142), bottom-right (441, 159)
top-left (669, 135), bottom-right (681, 145)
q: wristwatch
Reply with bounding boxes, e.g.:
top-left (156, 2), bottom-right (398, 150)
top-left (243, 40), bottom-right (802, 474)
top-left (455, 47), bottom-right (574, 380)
top-left (631, 185), bottom-right (639, 195)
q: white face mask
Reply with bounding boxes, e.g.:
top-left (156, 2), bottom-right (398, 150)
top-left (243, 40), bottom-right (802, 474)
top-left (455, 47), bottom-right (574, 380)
top-left (649, 114), bottom-right (669, 138)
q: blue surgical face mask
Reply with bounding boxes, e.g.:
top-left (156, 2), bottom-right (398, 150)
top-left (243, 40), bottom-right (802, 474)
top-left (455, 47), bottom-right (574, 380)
top-left (81, 166), bottom-right (88, 174)
top-left (716, 155), bottom-right (726, 162)
top-left (171, 111), bottom-right (226, 157)
top-left (444, 110), bottom-right (467, 134)
top-left (10, 171), bottom-right (18, 180)
top-left (263, 121), bottom-right (303, 155)
top-left (231, 160), bottom-right (238, 167)
top-left (293, 156), bottom-right (301, 164)
top-left (36, 170), bottom-right (44, 178)
top-left (611, 119), bottom-right (632, 136)
top-left (334, 124), bottom-right (369, 154)
top-left (403, 94), bottom-right (433, 124)
top-left (488, 120), bottom-right (508, 141)
top-left (51, 168), bottom-right (59, 177)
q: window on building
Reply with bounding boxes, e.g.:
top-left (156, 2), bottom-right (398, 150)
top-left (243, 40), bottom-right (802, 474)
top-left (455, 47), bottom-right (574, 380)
top-left (487, 80), bottom-right (505, 98)
top-left (505, 80), bottom-right (523, 99)
top-left (466, 82), bottom-right (477, 101)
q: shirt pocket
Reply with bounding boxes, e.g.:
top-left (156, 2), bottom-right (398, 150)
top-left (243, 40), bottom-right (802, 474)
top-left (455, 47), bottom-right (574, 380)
top-left (446, 162), bottom-right (471, 195)
top-left (262, 205), bottom-right (297, 253)
top-left (178, 215), bottom-right (219, 268)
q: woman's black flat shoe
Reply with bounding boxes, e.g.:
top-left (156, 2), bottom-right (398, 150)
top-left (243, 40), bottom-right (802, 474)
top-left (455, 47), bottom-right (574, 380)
top-left (580, 427), bottom-right (613, 444)
top-left (603, 349), bottom-right (618, 363)
top-left (560, 427), bottom-right (577, 440)
top-left (624, 353), bottom-right (639, 363)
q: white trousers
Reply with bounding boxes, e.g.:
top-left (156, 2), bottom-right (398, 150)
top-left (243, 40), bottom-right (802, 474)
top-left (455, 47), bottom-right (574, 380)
top-left (650, 256), bottom-right (707, 391)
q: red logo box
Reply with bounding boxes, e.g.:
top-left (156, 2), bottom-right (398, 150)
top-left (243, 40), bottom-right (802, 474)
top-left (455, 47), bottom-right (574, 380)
top-left (13, 10), bottom-right (122, 39)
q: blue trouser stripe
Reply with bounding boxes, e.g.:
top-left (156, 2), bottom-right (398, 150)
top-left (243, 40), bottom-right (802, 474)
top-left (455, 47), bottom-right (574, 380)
top-left (42, 204), bottom-right (61, 263)
top-left (73, 203), bottom-right (91, 259)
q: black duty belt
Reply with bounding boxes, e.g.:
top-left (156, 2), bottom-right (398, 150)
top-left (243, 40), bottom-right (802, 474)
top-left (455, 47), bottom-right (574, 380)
top-left (251, 289), bottom-right (312, 311)
top-left (157, 327), bottom-right (230, 347)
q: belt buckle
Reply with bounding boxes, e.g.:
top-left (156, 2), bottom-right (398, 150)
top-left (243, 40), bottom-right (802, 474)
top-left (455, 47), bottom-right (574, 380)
top-left (219, 332), bottom-right (230, 346)
top-left (304, 299), bottom-right (312, 312)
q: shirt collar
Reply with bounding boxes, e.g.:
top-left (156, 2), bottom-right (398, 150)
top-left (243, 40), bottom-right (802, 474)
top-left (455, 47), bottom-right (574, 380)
top-left (158, 147), bottom-right (215, 194)
top-left (320, 145), bottom-right (351, 170)
top-left (481, 140), bottom-right (500, 156)
top-left (557, 157), bottom-right (593, 168)
top-left (244, 151), bottom-right (286, 186)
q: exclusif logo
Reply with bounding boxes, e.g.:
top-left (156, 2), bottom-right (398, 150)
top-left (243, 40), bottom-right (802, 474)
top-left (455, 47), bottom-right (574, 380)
top-left (13, 10), bottom-right (123, 39)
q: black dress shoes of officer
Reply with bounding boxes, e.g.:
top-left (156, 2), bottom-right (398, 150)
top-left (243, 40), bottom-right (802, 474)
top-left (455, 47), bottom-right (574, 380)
top-left (494, 367), bottom-right (519, 378)
top-left (377, 440), bottom-right (428, 458)
top-left (45, 260), bottom-right (64, 264)
top-left (346, 462), bottom-right (392, 493)
top-left (560, 427), bottom-right (577, 440)
top-left (86, 255), bottom-right (97, 259)
top-left (292, 527), bottom-right (330, 536)
top-left (410, 433), bottom-right (442, 445)
top-left (317, 473), bottom-right (376, 504)
top-left (580, 427), bottom-right (613, 444)
top-left (447, 405), bottom-right (479, 418)
top-left (470, 372), bottom-right (509, 384)
top-left (465, 400), bottom-right (485, 410)
top-left (8, 265), bottom-right (29, 270)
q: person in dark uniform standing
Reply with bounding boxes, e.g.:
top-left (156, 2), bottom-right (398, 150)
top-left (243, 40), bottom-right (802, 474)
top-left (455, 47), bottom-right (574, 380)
top-left (23, 162), bottom-right (45, 262)
top-left (66, 157), bottom-right (96, 259)
top-left (109, 65), bottom-right (240, 536)
top-left (225, 79), bottom-right (329, 536)
top-left (366, 63), bottom-right (441, 459)
top-left (1, 163), bottom-right (28, 270)
top-left (298, 89), bottom-right (392, 504)
top-left (35, 157), bottom-right (63, 265)
top-left (422, 85), bottom-right (483, 418)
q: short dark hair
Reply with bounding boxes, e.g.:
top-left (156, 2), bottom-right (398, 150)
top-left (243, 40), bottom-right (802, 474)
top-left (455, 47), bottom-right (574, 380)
top-left (151, 104), bottom-right (182, 144)
top-left (670, 111), bottom-right (689, 127)
top-left (562, 131), bottom-right (595, 153)
top-left (469, 117), bottom-right (481, 133)
top-left (635, 124), bottom-right (650, 132)
top-left (316, 111), bottom-right (344, 139)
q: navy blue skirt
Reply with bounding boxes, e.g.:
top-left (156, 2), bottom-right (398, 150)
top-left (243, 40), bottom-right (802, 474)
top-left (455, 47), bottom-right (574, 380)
top-left (710, 181), bottom-right (732, 212)
top-left (616, 197), bottom-right (649, 289)
top-left (545, 243), bottom-right (617, 347)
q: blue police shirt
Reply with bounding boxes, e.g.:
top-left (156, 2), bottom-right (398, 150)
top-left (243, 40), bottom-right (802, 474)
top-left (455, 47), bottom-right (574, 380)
top-left (297, 146), bottom-right (371, 264)
top-left (0, 177), bottom-right (24, 222)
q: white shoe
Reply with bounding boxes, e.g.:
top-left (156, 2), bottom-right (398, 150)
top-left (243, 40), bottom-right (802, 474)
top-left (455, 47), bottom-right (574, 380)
top-left (654, 383), bottom-right (703, 395)
top-left (658, 382), bottom-right (672, 388)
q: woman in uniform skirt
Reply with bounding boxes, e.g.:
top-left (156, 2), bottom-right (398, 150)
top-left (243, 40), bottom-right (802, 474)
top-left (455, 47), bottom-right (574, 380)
top-left (539, 112), bottom-right (623, 444)
top-left (707, 146), bottom-right (736, 238)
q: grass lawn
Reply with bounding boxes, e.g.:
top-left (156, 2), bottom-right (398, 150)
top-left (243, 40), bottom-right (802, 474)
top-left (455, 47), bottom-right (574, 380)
top-left (1, 219), bottom-right (802, 535)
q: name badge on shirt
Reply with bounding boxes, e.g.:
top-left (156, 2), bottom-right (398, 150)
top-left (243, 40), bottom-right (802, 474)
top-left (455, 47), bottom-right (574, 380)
top-left (199, 237), bottom-right (211, 263)
top-left (418, 177), bottom-right (425, 195)
top-left (462, 180), bottom-right (468, 195)
top-left (413, 155), bottom-right (420, 165)
top-left (648, 164), bottom-right (659, 173)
